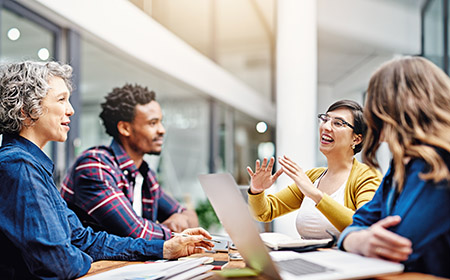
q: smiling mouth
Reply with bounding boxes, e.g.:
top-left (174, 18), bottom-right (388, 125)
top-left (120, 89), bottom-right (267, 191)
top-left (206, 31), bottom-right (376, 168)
top-left (321, 135), bottom-right (334, 143)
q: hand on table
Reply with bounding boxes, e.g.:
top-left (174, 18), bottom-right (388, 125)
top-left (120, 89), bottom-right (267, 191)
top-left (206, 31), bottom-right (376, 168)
top-left (163, 227), bottom-right (214, 259)
top-left (247, 157), bottom-right (283, 194)
top-left (343, 216), bottom-right (412, 262)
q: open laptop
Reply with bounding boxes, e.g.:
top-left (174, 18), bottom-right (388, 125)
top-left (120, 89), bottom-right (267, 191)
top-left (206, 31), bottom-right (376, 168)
top-left (198, 173), bottom-right (404, 280)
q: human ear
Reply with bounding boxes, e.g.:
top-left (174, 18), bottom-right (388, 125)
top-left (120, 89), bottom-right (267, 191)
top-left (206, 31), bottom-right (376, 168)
top-left (353, 134), bottom-right (362, 146)
top-left (20, 108), bottom-right (33, 127)
top-left (117, 121), bottom-right (132, 137)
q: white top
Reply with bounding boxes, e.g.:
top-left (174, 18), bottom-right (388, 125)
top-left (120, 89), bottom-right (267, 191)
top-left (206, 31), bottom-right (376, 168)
top-left (296, 172), bottom-right (346, 239)
top-left (133, 172), bottom-right (144, 217)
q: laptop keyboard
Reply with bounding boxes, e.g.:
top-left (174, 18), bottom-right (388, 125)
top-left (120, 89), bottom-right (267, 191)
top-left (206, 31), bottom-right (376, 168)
top-left (276, 258), bottom-right (332, 276)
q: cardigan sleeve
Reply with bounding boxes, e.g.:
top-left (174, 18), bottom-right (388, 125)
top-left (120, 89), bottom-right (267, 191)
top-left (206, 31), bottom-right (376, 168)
top-left (316, 194), bottom-right (355, 232)
top-left (248, 183), bottom-right (305, 222)
top-left (247, 167), bottom-right (326, 222)
top-left (316, 159), bottom-right (382, 232)
top-left (350, 162), bottom-right (382, 209)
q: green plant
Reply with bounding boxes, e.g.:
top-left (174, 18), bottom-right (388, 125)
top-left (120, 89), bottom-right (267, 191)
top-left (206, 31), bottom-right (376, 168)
top-left (195, 199), bottom-right (220, 230)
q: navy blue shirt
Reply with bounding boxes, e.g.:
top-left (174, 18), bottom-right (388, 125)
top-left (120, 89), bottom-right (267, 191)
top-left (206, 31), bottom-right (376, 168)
top-left (0, 134), bottom-right (164, 279)
top-left (339, 152), bottom-right (450, 278)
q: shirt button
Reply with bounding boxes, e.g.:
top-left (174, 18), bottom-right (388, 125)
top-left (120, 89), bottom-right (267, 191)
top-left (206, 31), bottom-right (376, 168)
top-left (124, 170), bottom-right (129, 175)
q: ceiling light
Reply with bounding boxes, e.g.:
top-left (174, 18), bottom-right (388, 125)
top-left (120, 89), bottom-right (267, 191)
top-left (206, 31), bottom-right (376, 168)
top-left (7, 28), bottom-right (20, 41)
top-left (256, 121), bottom-right (268, 133)
top-left (38, 48), bottom-right (50, 60)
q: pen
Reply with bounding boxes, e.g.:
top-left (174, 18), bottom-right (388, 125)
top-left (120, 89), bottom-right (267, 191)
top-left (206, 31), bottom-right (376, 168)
top-left (172, 232), bottom-right (222, 243)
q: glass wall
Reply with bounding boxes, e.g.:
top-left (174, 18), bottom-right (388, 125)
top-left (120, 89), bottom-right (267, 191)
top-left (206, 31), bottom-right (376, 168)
top-left (79, 38), bottom-right (212, 206)
top-left (155, 98), bottom-right (210, 206)
top-left (423, 0), bottom-right (445, 69)
top-left (0, 5), bottom-right (58, 160)
top-left (234, 110), bottom-right (274, 186)
top-left (0, 9), bottom-right (55, 62)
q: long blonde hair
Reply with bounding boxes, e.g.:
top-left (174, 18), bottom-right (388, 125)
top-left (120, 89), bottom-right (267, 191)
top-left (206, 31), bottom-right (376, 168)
top-left (363, 56), bottom-right (450, 189)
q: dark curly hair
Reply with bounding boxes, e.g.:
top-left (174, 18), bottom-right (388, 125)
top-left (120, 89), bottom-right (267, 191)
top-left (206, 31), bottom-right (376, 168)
top-left (100, 84), bottom-right (156, 140)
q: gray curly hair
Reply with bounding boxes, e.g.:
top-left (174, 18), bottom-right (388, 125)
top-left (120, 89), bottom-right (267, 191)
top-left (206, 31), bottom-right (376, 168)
top-left (0, 61), bottom-right (73, 134)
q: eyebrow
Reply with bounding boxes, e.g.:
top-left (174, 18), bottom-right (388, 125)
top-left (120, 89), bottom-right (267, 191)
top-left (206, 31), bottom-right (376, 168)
top-left (334, 117), bottom-right (347, 122)
top-left (326, 114), bottom-right (346, 121)
top-left (56, 91), bottom-right (71, 97)
top-left (147, 117), bottom-right (161, 122)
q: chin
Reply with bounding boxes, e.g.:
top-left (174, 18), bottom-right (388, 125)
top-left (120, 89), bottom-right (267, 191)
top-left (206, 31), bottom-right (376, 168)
top-left (56, 134), bottom-right (68, 142)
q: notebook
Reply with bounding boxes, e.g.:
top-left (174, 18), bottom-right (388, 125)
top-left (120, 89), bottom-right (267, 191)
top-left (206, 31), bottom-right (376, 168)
top-left (260, 232), bottom-right (331, 250)
top-left (198, 173), bottom-right (404, 280)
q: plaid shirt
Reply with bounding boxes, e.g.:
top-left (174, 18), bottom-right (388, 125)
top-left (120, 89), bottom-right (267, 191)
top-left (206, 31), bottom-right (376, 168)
top-left (61, 140), bottom-right (184, 240)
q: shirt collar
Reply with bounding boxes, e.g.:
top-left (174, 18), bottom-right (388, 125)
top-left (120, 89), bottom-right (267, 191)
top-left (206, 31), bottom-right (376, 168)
top-left (110, 139), bottom-right (140, 177)
top-left (2, 133), bottom-right (54, 175)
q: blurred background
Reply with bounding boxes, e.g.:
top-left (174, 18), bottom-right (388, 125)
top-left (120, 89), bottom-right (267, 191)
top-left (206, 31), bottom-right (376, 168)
top-left (0, 0), bottom-right (443, 235)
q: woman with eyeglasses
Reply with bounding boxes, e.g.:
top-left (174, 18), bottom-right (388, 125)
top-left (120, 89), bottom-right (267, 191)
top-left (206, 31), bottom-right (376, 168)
top-left (247, 100), bottom-right (382, 239)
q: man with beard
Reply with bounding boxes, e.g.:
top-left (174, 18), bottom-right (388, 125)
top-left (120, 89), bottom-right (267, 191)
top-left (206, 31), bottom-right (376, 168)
top-left (61, 84), bottom-right (198, 241)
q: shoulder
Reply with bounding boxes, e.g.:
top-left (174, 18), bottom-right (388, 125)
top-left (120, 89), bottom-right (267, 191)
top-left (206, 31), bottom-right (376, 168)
top-left (0, 146), bottom-right (38, 171)
top-left (348, 159), bottom-right (383, 190)
top-left (74, 145), bottom-right (117, 167)
top-left (351, 159), bottom-right (382, 179)
top-left (67, 146), bottom-right (122, 180)
top-left (79, 145), bottom-right (114, 159)
top-left (0, 147), bottom-right (45, 189)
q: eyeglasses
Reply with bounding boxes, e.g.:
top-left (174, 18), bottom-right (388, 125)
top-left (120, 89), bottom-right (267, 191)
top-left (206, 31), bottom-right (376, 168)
top-left (318, 113), bottom-right (354, 130)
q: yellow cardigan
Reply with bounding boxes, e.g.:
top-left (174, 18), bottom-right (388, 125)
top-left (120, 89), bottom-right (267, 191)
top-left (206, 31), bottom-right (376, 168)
top-left (248, 158), bottom-right (382, 232)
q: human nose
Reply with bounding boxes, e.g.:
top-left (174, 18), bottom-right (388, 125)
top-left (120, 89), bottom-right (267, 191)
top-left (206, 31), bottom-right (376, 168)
top-left (66, 100), bottom-right (75, 116)
top-left (321, 118), bottom-right (333, 130)
top-left (158, 122), bottom-right (166, 135)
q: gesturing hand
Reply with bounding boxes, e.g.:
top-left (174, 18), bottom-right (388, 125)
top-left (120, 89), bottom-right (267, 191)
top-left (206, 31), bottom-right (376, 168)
top-left (278, 155), bottom-right (322, 203)
top-left (247, 157), bottom-right (283, 194)
top-left (163, 227), bottom-right (214, 259)
top-left (343, 216), bottom-right (412, 262)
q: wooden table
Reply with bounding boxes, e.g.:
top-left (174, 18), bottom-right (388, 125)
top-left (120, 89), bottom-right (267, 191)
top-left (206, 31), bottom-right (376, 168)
top-left (78, 252), bottom-right (448, 279)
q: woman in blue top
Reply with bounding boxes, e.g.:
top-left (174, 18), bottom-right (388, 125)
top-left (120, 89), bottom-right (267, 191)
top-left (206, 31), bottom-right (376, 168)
top-left (338, 56), bottom-right (450, 278)
top-left (0, 61), bottom-right (213, 279)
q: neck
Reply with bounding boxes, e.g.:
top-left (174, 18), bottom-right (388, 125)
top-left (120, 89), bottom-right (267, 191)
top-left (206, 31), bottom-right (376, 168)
top-left (325, 152), bottom-right (354, 175)
top-left (19, 129), bottom-right (46, 150)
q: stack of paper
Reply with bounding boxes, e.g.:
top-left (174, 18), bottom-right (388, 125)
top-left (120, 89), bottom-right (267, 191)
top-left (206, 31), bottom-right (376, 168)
top-left (83, 257), bottom-right (214, 280)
